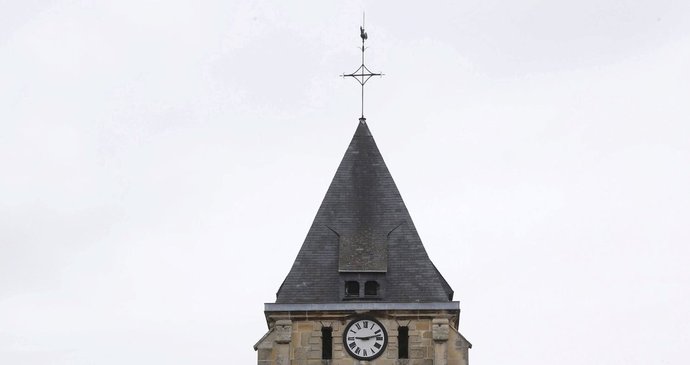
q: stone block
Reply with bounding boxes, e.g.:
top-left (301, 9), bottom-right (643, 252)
top-left (409, 347), bottom-right (425, 359)
top-left (309, 334), bottom-right (321, 344)
top-left (294, 347), bottom-right (307, 360)
top-left (415, 321), bottom-right (430, 331)
top-left (308, 349), bottom-right (321, 359)
top-left (275, 320), bottom-right (292, 344)
top-left (298, 322), bottom-right (314, 332)
top-left (301, 332), bottom-right (310, 347)
top-left (432, 318), bottom-right (449, 342)
top-left (258, 348), bottom-right (272, 361)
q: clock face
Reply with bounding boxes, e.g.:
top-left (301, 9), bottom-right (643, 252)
top-left (342, 317), bottom-right (388, 360)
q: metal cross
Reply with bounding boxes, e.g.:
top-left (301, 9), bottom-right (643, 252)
top-left (341, 16), bottom-right (384, 120)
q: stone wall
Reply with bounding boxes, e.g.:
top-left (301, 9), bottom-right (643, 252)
top-left (255, 312), bottom-right (470, 365)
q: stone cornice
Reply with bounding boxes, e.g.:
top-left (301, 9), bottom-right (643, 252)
top-left (265, 302), bottom-right (460, 312)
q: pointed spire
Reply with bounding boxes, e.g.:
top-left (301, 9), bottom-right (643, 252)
top-left (275, 121), bottom-right (453, 304)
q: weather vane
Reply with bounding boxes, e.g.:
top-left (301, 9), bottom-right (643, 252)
top-left (341, 14), bottom-right (384, 120)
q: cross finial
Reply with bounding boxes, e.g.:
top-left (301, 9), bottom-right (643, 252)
top-left (342, 14), bottom-right (384, 120)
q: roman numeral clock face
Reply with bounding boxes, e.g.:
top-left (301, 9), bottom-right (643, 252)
top-left (343, 317), bottom-right (388, 360)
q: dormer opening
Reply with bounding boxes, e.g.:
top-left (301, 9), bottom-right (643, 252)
top-left (340, 273), bottom-right (385, 300)
top-left (364, 281), bottom-right (379, 296)
top-left (345, 281), bottom-right (360, 297)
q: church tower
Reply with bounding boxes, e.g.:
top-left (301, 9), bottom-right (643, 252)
top-left (254, 25), bottom-right (471, 365)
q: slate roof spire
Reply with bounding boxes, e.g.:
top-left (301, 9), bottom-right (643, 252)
top-left (275, 118), bottom-right (454, 304)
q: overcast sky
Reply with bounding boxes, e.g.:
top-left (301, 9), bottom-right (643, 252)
top-left (1, 1), bottom-right (689, 364)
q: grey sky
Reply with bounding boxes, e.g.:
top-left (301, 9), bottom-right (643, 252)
top-left (1, 1), bottom-right (689, 364)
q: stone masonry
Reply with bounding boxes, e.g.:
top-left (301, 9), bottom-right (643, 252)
top-left (255, 310), bottom-right (470, 365)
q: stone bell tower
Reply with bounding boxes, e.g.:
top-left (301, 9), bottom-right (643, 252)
top-left (253, 118), bottom-right (472, 365)
top-left (254, 21), bottom-right (470, 364)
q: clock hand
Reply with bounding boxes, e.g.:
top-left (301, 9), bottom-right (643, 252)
top-left (355, 335), bottom-right (375, 340)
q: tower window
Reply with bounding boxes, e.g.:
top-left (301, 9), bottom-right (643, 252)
top-left (398, 326), bottom-right (409, 359)
top-left (364, 281), bottom-right (379, 296)
top-left (321, 327), bottom-right (332, 359)
top-left (345, 281), bottom-right (359, 297)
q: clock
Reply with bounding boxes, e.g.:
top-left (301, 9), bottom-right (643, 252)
top-left (342, 317), bottom-right (388, 360)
